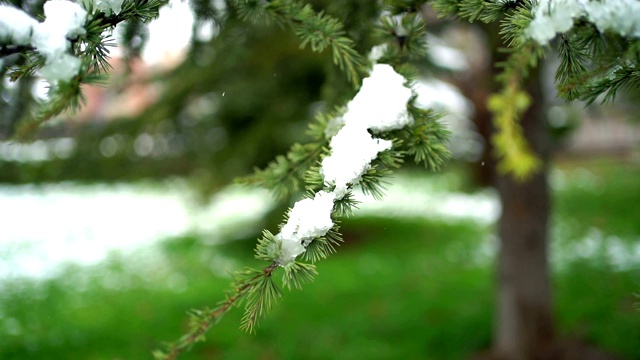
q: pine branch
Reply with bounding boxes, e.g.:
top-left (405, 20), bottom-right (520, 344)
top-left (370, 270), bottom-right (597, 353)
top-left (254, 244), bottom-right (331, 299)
top-left (282, 261), bottom-right (317, 290)
top-left (232, 0), bottom-right (368, 85)
top-left (561, 24), bottom-right (640, 105)
top-left (431, 0), bottom-right (530, 23)
top-left (555, 34), bottom-right (589, 101)
top-left (239, 264), bottom-right (283, 332)
top-left (583, 63), bottom-right (640, 105)
top-left (7, 52), bottom-right (45, 82)
top-left (375, 12), bottom-right (428, 65)
top-left (154, 263), bottom-right (279, 360)
top-left (385, 0), bottom-right (429, 15)
top-left (488, 80), bottom-right (541, 179)
top-left (155, 5), bottom-right (448, 359)
top-left (238, 108), bottom-right (343, 201)
top-left (6, 0), bottom-right (170, 138)
top-left (390, 103), bottom-right (451, 171)
top-left (158, 62), bottom-right (445, 358)
top-left (238, 141), bottom-right (327, 202)
top-left (303, 226), bottom-right (344, 263)
top-left (15, 69), bottom-right (109, 141)
top-left (0, 45), bottom-right (34, 58)
top-left (331, 193), bottom-right (359, 218)
top-left (154, 291), bottom-right (247, 359)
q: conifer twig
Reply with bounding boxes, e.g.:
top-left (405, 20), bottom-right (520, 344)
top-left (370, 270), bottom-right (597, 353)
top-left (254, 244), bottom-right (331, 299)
top-left (156, 263), bottom-right (279, 360)
top-left (0, 45), bottom-right (34, 58)
top-left (232, 0), bottom-right (368, 85)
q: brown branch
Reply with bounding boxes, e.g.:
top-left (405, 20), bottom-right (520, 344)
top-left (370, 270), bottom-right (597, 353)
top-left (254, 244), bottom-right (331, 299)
top-left (0, 45), bottom-right (34, 58)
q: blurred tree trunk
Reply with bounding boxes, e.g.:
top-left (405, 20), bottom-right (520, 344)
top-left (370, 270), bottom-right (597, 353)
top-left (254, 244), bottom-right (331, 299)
top-left (494, 67), bottom-right (555, 360)
top-left (453, 22), bottom-right (556, 359)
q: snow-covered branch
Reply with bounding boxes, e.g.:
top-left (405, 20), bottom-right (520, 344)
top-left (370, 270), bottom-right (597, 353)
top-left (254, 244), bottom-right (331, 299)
top-left (276, 64), bottom-right (413, 265)
top-left (1, 0), bottom-right (168, 138)
top-left (528, 0), bottom-right (640, 44)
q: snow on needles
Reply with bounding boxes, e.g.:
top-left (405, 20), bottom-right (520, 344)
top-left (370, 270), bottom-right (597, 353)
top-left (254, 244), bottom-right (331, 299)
top-left (276, 191), bottom-right (336, 264)
top-left (322, 64), bottom-right (412, 197)
top-left (527, 0), bottom-right (640, 44)
top-left (320, 120), bottom-right (392, 198)
top-left (0, 5), bottom-right (38, 45)
top-left (0, 0), bottom-right (87, 83)
top-left (345, 64), bottom-right (413, 132)
top-left (93, 0), bottom-right (125, 16)
top-left (276, 64), bottom-right (413, 265)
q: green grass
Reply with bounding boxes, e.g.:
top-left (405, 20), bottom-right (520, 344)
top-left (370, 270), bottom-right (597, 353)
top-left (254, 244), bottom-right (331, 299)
top-left (1, 158), bottom-right (638, 359)
top-left (553, 158), bottom-right (640, 238)
top-left (550, 158), bottom-right (640, 358)
top-left (0, 218), bottom-right (494, 360)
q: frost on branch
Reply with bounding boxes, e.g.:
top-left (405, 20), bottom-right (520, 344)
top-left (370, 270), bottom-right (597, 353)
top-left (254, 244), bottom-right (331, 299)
top-left (276, 64), bottom-right (413, 266)
top-left (528, 0), bottom-right (640, 44)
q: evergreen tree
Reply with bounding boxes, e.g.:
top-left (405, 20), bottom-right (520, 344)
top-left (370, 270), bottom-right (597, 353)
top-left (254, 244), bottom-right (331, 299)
top-left (2, 0), bottom-right (639, 359)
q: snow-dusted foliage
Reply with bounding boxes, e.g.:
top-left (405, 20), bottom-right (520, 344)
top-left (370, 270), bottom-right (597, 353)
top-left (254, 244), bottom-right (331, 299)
top-left (528, 0), bottom-right (640, 44)
top-left (321, 121), bottom-right (393, 198)
top-left (275, 64), bottom-right (413, 265)
top-left (276, 190), bottom-right (337, 264)
top-left (91, 0), bottom-right (125, 15)
top-left (345, 64), bottom-right (413, 132)
top-left (322, 64), bottom-right (412, 197)
top-left (0, 0), bottom-right (87, 83)
top-left (0, 5), bottom-right (39, 45)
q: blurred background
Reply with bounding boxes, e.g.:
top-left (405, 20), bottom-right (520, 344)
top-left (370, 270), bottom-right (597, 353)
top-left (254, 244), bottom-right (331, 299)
top-left (1, 1), bottom-right (639, 359)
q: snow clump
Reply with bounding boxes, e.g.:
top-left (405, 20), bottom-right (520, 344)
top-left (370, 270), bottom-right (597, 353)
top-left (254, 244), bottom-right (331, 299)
top-left (527, 0), bottom-right (640, 44)
top-left (92, 0), bottom-right (125, 15)
top-left (0, 5), bottom-right (39, 45)
top-left (276, 191), bottom-right (337, 264)
top-left (0, 0), bottom-right (87, 83)
top-left (321, 63), bottom-right (413, 197)
top-left (276, 64), bottom-right (413, 265)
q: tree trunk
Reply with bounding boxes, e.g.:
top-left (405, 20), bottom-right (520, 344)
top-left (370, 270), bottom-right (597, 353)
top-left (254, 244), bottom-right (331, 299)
top-left (418, 13), bottom-right (557, 358)
top-left (494, 67), bottom-right (556, 360)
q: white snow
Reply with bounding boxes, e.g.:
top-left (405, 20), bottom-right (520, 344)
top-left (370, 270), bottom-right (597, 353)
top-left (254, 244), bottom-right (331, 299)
top-left (32, 0), bottom-right (87, 58)
top-left (0, 0), bottom-right (87, 84)
top-left (34, 0), bottom-right (87, 83)
top-left (277, 64), bottom-right (414, 265)
top-left (39, 53), bottom-right (82, 82)
top-left (0, 5), bottom-right (38, 45)
top-left (93, 0), bottom-right (125, 15)
top-left (41, 0), bottom-right (87, 39)
top-left (321, 64), bottom-right (412, 197)
top-left (0, 182), bottom-right (274, 279)
top-left (323, 116), bottom-right (345, 139)
top-left (277, 191), bottom-right (336, 264)
top-left (368, 44), bottom-right (387, 64)
top-left (280, 191), bottom-right (336, 242)
top-left (344, 64), bottom-right (413, 132)
top-left (321, 122), bottom-right (392, 197)
top-left (584, 0), bottom-right (640, 37)
top-left (528, 0), bottom-right (640, 44)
